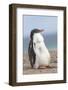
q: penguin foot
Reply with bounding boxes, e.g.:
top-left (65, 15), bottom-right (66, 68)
top-left (33, 65), bottom-right (52, 69)
top-left (45, 65), bottom-right (52, 68)
top-left (38, 65), bottom-right (46, 69)
top-left (38, 66), bottom-right (46, 69)
top-left (38, 65), bottom-right (52, 69)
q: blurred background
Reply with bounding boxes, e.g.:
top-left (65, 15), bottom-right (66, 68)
top-left (23, 15), bottom-right (57, 53)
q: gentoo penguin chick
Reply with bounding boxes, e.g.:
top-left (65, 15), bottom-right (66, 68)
top-left (33, 32), bottom-right (51, 69)
top-left (28, 29), bottom-right (51, 69)
top-left (28, 29), bottom-right (44, 68)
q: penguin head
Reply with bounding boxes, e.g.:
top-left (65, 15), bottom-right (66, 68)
top-left (30, 29), bottom-right (44, 51)
top-left (30, 29), bottom-right (44, 40)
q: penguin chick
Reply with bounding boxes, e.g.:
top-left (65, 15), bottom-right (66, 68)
top-left (28, 29), bottom-right (44, 68)
top-left (33, 33), bottom-right (51, 69)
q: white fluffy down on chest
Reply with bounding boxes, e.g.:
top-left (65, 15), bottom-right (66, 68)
top-left (33, 33), bottom-right (50, 68)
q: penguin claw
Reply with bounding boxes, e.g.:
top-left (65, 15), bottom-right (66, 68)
top-left (45, 65), bottom-right (52, 68)
top-left (38, 65), bottom-right (52, 69)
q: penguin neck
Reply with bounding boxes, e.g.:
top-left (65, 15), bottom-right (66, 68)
top-left (40, 42), bottom-right (48, 51)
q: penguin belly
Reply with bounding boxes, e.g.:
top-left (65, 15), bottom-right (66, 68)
top-left (38, 50), bottom-right (50, 66)
top-left (33, 43), bottom-right (50, 69)
top-left (33, 33), bottom-right (51, 69)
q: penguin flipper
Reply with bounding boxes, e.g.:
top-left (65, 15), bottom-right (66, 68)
top-left (28, 53), bottom-right (34, 68)
top-left (28, 52), bottom-right (36, 68)
top-left (28, 40), bottom-right (36, 68)
top-left (28, 41), bottom-right (34, 68)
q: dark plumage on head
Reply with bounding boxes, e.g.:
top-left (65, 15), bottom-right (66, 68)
top-left (30, 29), bottom-right (44, 40)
